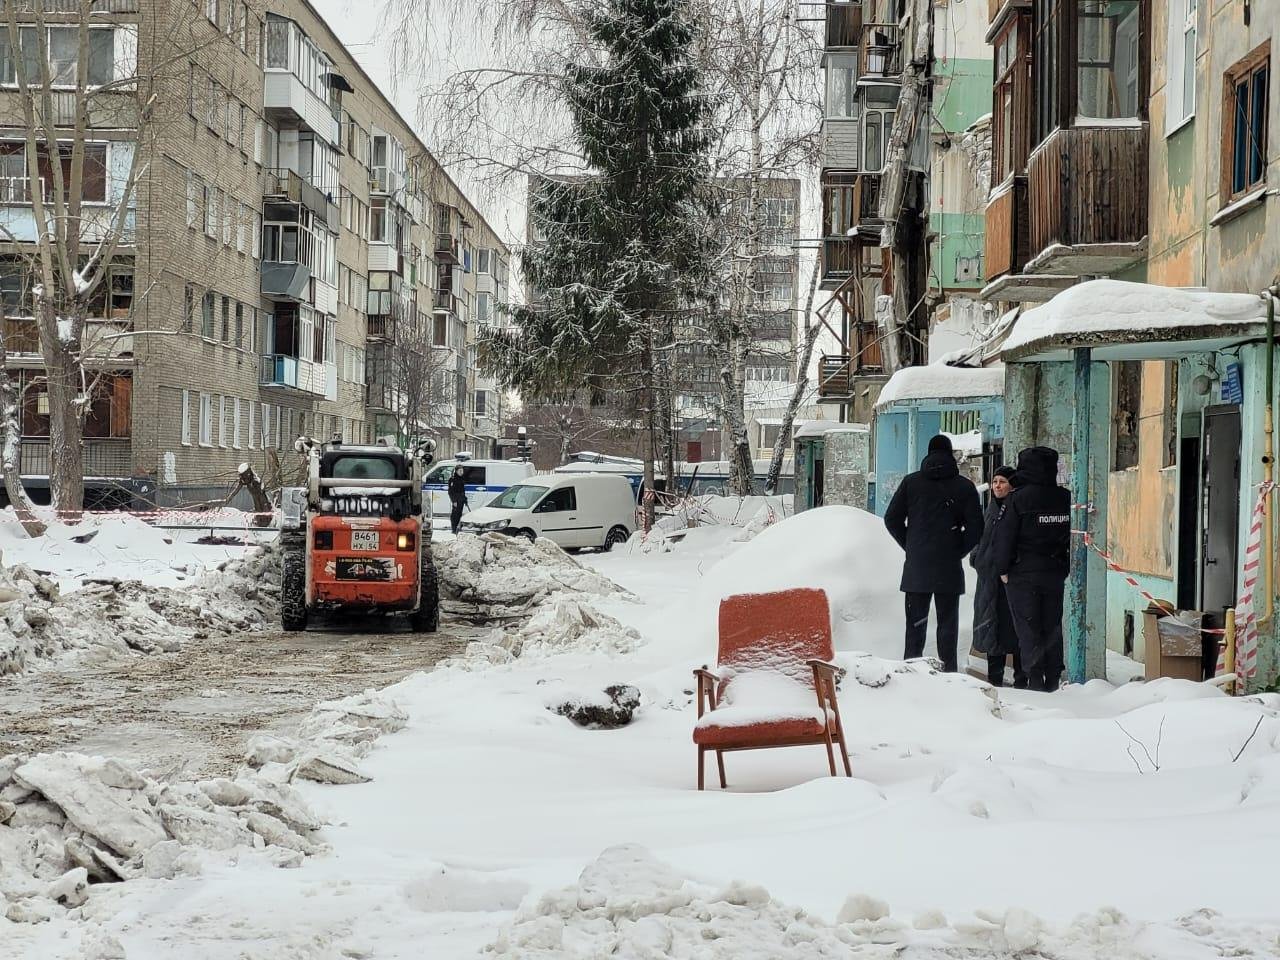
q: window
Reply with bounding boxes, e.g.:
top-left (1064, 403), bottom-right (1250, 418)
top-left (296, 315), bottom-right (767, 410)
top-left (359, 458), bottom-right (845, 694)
top-left (181, 389), bottom-right (192, 445)
top-left (235, 302), bottom-right (244, 347)
top-left (474, 390), bottom-right (487, 416)
top-left (248, 401), bottom-right (256, 449)
top-left (1111, 360), bottom-right (1140, 470)
top-left (239, 3), bottom-right (249, 52)
top-left (825, 53), bottom-right (858, 119)
top-left (237, 202), bottom-right (248, 254)
top-left (199, 392), bottom-right (213, 446)
top-left (218, 395), bottom-right (228, 447)
top-left (0, 27), bottom-right (115, 88)
top-left (205, 0), bottom-right (217, 25)
top-left (233, 397), bottom-right (242, 448)
top-left (239, 105), bottom-right (248, 154)
top-left (261, 402), bottom-right (271, 447)
top-left (538, 486), bottom-right (576, 513)
top-left (476, 249), bottom-right (491, 274)
top-left (205, 186), bottom-right (218, 238)
top-left (1222, 43), bottom-right (1270, 203)
top-left (221, 295), bottom-right (230, 341)
top-left (863, 107), bottom-right (894, 172)
top-left (187, 63), bottom-right (196, 117)
top-left (223, 194), bottom-right (233, 246)
top-left (1166, 0), bottom-right (1197, 132)
top-left (185, 170), bottom-right (199, 228)
top-left (991, 15), bottom-right (1032, 184)
top-left (205, 76), bottom-right (218, 130)
top-left (1076, 1), bottom-right (1140, 120)
top-left (201, 290), bottom-right (215, 338)
top-left (182, 283), bottom-right (194, 333)
top-left (0, 141), bottom-right (107, 204)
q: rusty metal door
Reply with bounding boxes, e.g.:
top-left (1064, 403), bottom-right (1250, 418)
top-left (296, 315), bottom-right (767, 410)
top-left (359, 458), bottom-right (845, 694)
top-left (1200, 405), bottom-right (1241, 617)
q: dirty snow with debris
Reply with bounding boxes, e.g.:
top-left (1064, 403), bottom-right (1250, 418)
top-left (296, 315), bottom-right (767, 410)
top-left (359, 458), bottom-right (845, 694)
top-left (5, 504), bottom-right (1280, 958)
top-left (0, 689), bottom-right (409, 930)
top-left (0, 523), bottom-right (277, 675)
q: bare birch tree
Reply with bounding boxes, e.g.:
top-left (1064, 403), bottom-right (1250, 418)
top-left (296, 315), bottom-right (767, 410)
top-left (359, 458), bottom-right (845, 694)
top-left (1, 1), bottom-right (158, 518)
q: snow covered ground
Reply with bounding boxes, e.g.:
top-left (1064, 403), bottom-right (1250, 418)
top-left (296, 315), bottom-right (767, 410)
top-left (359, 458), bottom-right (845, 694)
top-left (5, 504), bottom-right (1280, 958)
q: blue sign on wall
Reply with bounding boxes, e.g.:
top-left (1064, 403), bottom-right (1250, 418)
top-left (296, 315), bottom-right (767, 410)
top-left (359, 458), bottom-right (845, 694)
top-left (1221, 362), bottom-right (1243, 405)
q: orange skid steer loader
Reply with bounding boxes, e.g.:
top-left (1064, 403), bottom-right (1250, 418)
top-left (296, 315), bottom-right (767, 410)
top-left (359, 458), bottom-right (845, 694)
top-left (279, 437), bottom-right (439, 632)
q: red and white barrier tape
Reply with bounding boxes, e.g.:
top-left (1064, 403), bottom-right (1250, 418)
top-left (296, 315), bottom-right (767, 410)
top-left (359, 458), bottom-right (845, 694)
top-left (1073, 482), bottom-right (1274, 654)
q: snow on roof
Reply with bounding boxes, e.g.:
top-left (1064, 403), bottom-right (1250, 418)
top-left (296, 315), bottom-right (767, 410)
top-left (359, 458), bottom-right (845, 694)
top-left (874, 363), bottom-right (1005, 409)
top-left (1002, 280), bottom-right (1269, 358)
top-left (794, 421), bottom-right (870, 439)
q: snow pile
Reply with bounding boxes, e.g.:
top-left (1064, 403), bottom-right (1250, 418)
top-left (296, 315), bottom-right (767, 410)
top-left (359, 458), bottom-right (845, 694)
top-left (1003, 280), bottom-right (1268, 357)
top-left (874, 362), bottom-right (1005, 408)
top-left (640, 495), bottom-right (792, 553)
top-left (687, 505), bottom-right (905, 658)
top-left (0, 689), bottom-right (409, 924)
top-left (447, 594), bottom-right (643, 671)
top-left (0, 539), bottom-right (280, 675)
top-left (489, 844), bottom-right (1241, 959)
top-left (436, 532), bottom-right (627, 621)
top-left (243, 690), bottom-right (409, 786)
top-left (0, 511), bottom-right (269, 593)
top-left (0, 751), bottom-right (324, 924)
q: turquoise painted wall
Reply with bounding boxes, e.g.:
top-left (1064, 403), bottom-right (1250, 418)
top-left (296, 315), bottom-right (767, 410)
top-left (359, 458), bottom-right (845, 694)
top-left (931, 210), bottom-right (986, 288)
top-left (933, 56), bottom-right (992, 133)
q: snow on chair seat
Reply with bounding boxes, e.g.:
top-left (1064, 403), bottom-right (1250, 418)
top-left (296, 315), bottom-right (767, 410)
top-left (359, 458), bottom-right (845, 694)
top-left (692, 587), bottom-right (852, 790)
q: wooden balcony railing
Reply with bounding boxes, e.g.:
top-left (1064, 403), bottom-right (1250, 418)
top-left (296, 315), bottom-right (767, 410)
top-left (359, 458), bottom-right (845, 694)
top-left (818, 354), bottom-right (854, 401)
top-left (1027, 124), bottom-right (1149, 260)
top-left (825, 0), bottom-right (862, 48)
top-left (984, 175), bottom-right (1028, 280)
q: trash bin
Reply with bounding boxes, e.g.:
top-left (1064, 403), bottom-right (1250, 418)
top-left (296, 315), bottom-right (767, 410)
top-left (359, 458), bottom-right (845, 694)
top-left (1142, 604), bottom-right (1204, 681)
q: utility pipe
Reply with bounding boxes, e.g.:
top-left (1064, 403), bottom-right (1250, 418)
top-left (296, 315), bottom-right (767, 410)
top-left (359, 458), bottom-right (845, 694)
top-left (1264, 289), bottom-right (1276, 625)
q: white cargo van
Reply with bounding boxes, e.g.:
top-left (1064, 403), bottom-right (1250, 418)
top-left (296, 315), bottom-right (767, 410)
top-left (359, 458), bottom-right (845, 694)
top-left (459, 473), bottom-right (636, 550)
top-left (423, 458), bottom-right (537, 525)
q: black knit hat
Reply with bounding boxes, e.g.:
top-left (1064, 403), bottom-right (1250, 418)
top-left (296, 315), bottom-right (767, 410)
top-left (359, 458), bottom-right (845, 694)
top-left (927, 434), bottom-right (953, 454)
top-left (994, 465), bottom-right (1016, 480)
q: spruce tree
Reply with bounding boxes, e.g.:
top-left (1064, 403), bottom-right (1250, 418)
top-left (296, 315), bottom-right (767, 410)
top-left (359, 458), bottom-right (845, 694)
top-left (484, 0), bottom-right (715, 511)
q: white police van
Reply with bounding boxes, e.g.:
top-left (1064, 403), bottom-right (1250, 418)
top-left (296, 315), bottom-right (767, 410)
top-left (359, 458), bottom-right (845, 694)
top-left (423, 455), bottom-right (537, 527)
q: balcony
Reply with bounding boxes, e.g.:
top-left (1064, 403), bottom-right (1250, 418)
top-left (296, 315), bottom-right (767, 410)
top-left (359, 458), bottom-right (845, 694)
top-left (820, 173), bottom-right (882, 289)
top-left (1026, 124), bottom-right (1149, 273)
top-left (820, 118), bottom-right (860, 170)
top-left (825, 0), bottom-right (862, 49)
top-left (366, 315), bottom-right (397, 342)
top-left (264, 168), bottom-right (337, 227)
top-left (433, 289), bottom-right (459, 316)
top-left (817, 355), bottom-right (854, 402)
top-left (18, 438), bottom-right (131, 478)
top-left (435, 232), bottom-right (461, 264)
top-left (859, 23), bottom-right (901, 82)
top-left (982, 124), bottom-right (1149, 301)
top-left (261, 261), bottom-right (312, 302)
top-left (366, 383), bottom-right (400, 414)
top-left (260, 353), bottom-right (328, 395)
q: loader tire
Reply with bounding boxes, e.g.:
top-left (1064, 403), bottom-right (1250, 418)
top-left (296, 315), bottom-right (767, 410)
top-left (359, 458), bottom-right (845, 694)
top-left (280, 534), bottom-right (308, 632)
top-left (411, 551), bottom-right (439, 633)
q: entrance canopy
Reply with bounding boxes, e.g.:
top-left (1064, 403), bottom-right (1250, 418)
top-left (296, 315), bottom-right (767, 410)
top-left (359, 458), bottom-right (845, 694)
top-left (1001, 280), bottom-right (1269, 362)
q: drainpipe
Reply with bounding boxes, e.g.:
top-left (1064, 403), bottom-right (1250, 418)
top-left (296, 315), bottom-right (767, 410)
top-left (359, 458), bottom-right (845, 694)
top-left (1264, 288), bottom-right (1277, 624)
top-left (1068, 347), bottom-right (1091, 684)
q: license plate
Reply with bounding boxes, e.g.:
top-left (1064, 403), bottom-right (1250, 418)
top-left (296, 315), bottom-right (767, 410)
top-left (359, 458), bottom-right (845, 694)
top-left (336, 557), bottom-right (393, 581)
top-left (351, 531), bottom-right (380, 552)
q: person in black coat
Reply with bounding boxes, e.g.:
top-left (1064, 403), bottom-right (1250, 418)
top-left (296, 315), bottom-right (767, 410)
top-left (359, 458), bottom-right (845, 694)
top-left (970, 465), bottom-right (1026, 688)
top-left (447, 466), bottom-right (468, 534)
top-left (989, 446), bottom-right (1072, 692)
top-left (883, 434), bottom-right (984, 672)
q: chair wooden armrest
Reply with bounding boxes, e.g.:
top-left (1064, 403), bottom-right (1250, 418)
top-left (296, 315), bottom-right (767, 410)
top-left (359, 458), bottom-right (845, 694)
top-left (693, 666), bottom-right (721, 717)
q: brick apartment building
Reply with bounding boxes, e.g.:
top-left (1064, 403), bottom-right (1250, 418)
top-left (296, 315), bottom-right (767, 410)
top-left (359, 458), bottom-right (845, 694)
top-left (0, 0), bottom-right (508, 505)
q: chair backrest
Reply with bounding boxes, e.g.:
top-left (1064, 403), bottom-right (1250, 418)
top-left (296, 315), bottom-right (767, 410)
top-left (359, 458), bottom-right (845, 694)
top-left (717, 588), bottom-right (833, 683)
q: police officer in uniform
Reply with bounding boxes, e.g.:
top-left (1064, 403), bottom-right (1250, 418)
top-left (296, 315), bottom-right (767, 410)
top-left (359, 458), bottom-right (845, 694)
top-left (989, 446), bottom-right (1072, 692)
